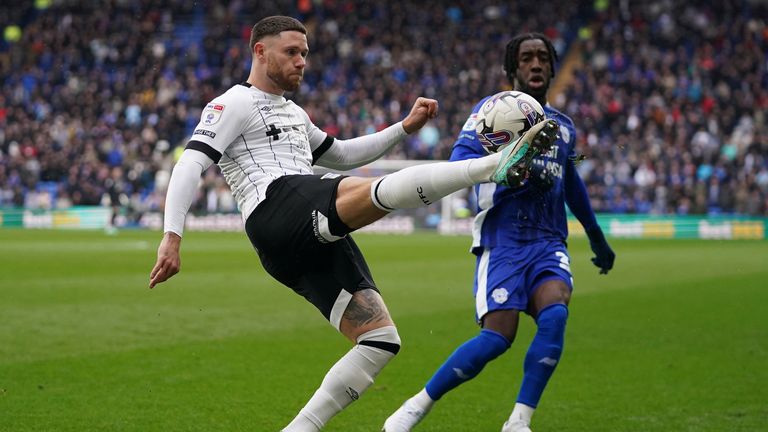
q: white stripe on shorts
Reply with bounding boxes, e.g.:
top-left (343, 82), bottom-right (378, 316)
top-left (471, 183), bottom-right (497, 249)
top-left (475, 247), bottom-right (490, 319)
top-left (329, 289), bottom-right (353, 330)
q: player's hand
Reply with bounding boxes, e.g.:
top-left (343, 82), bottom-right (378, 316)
top-left (149, 232), bottom-right (182, 288)
top-left (402, 97), bottom-right (438, 134)
top-left (585, 227), bottom-right (615, 275)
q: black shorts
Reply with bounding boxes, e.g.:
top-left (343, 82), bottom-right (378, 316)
top-left (245, 174), bottom-right (378, 325)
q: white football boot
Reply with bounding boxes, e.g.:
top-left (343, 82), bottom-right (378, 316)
top-left (382, 398), bottom-right (430, 432)
top-left (490, 118), bottom-right (559, 187)
top-left (501, 419), bottom-right (533, 432)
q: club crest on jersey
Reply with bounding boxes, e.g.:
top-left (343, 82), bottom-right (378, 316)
top-left (462, 113), bottom-right (479, 131)
top-left (478, 129), bottom-right (514, 150)
top-left (202, 103), bottom-right (225, 125)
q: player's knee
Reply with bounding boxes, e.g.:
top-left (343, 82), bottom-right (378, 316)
top-left (536, 303), bottom-right (568, 337)
top-left (346, 326), bottom-right (400, 389)
top-left (471, 329), bottom-right (511, 373)
top-left (357, 325), bottom-right (401, 356)
top-left (318, 326), bottom-right (401, 410)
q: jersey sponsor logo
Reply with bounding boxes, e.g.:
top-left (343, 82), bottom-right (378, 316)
top-left (193, 128), bottom-right (216, 138)
top-left (202, 103), bottom-right (225, 125)
top-left (461, 113), bottom-right (478, 131)
top-left (531, 159), bottom-right (563, 179)
top-left (545, 160), bottom-right (563, 179)
top-left (559, 124), bottom-right (571, 143)
top-left (491, 287), bottom-right (509, 304)
top-left (542, 145), bottom-right (559, 159)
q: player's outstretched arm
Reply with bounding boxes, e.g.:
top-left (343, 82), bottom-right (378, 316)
top-left (313, 97), bottom-right (439, 170)
top-left (402, 97), bottom-right (438, 134)
top-left (148, 149), bottom-right (212, 288)
top-left (585, 227), bottom-right (615, 274)
top-left (150, 232), bottom-right (181, 288)
top-left (563, 158), bottom-right (616, 274)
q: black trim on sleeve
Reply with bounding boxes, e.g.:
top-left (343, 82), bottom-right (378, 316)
top-left (311, 135), bottom-right (335, 165)
top-left (186, 140), bottom-right (222, 163)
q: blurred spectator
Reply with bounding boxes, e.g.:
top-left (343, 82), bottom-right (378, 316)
top-left (569, 0), bottom-right (767, 216)
top-left (0, 0), bottom-right (765, 220)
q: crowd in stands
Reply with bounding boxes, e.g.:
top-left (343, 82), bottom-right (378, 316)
top-left (569, 0), bottom-right (768, 216)
top-left (0, 0), bottom-right (765, 221)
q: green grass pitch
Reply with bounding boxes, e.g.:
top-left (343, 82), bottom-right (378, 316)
top-left (0, 229), bottom-right (766, 431)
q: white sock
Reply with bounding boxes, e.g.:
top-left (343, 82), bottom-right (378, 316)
top-left (282, 327), bottom-right (399, 431)
top-left (281, 412), bottom-right (318, 432)
top-left (509, 403), bottom-right (535, 425)
top-left (370, 155), bottom-right (501, 210)
top-left (410, 388), bottom-right (436, 411)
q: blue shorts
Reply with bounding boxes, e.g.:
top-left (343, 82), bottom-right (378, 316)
top-left (473, 240), bottom-right (573, 321)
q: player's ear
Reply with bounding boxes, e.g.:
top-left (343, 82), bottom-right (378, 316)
top-left (253, 41), bottom-right (266, 61)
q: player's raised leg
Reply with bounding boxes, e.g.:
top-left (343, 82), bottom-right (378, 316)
top-left (335, 119), bottom-right (559, 231)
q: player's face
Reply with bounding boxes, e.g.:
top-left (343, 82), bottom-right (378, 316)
top-left (514, 39), bottom-right (552, 101)
top-left (264, 31), bottom-right (308, 92)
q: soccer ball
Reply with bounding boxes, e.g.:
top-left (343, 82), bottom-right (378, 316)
top-left (475, 90), bottom-right (546, 154)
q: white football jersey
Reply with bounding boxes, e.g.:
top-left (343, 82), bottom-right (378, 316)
top-left (188, 83), bottom-right (331, 221)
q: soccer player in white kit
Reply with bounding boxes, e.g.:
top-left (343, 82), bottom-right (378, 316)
top-left (148, 16), bottom-right (558, 431)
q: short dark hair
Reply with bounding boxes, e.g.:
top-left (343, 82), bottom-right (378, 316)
top-left (249, 16), bottom-right (307, 52)
top-left (503, 33), bottom-right (558, 82)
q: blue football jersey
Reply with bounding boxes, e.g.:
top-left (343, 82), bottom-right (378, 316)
top-left (450, 98), bottom-right (578, 251)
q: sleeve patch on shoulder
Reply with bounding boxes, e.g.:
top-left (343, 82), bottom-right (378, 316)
top-left (201, 103), bottom-right (225, 126)
top-left (462, 113), bottom-right (478, 131)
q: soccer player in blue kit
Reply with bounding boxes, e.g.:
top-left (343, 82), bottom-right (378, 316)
top-left (383, 33), bottom-right (616, 432)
